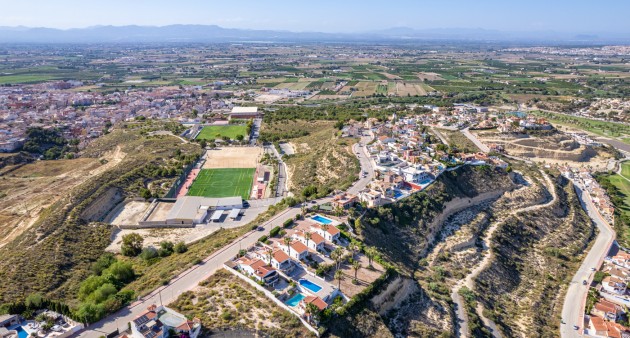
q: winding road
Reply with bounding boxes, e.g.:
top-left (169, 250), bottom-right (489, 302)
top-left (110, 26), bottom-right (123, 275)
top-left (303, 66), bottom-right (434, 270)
top-left (451, 171), bottom-right (557, 338)
top-left (560, 180), bottom-right (615, 338)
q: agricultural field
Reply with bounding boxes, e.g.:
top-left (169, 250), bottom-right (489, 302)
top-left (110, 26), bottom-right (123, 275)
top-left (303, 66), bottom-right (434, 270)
top-left (353, 81), bottom-right (378, 96)
top-left (187, 168), bottom-right (255, 199)
top-left (388, 81), bottom-right (427, 96)
top-left (196, 125), bottom-right (248, 140)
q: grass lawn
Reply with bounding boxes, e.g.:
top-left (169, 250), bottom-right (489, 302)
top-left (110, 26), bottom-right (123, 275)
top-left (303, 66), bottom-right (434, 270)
top-left (196, 125), bottom-right (248, 140)
top-left (530, 111), bottom-right (630, 144)
top-left (187, 168), bottom-right (255, 199)
top-left (604, 173), bottom-right (630, 245)
top-left (621, 162), bottom-right (630, 180)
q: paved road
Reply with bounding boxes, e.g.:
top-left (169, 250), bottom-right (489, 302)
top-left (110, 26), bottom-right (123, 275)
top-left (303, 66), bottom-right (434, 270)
top-left (560, 181), bottom-right (615, 338)
top-left (75, 136), bottom-right (374, 338)
top-left (249, 118), bottom-right (262, 146)
top-left (264, 143), bottom-right (288, 197)
top-left (461, 128), bottom-right (490, 153)
top-left (348, 134), bottom-right (375, 195)
top-left (431, 127), bottom-right (450, 145)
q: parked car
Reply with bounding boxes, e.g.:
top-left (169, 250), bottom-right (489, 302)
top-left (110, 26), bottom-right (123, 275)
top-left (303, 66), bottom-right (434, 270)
top-left (582, 280), bottom-right (588, 285)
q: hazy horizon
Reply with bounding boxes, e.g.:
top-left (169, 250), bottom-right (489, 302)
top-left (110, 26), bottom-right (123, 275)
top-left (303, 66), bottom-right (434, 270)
top-left (2, 0), bottom-right (629, 35)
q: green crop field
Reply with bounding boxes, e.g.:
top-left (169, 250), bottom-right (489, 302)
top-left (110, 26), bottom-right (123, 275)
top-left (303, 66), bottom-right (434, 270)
top-left (196, 125), bottom-right (248, 140)
top-left (187, 168), bottom-right (255, 199)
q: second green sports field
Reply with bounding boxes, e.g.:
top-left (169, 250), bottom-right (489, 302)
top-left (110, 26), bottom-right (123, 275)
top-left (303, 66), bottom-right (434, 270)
top-left (187, 168), bottom-right (255, 199)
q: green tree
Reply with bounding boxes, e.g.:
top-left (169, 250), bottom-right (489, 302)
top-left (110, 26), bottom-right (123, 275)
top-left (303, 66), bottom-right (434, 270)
top-left (121, 233), bottom-right (143, 257)
top-left (174, 241), bottom-right (188, 253)
top-left (364, 246), bottom-right (377, 268)
top-left (75, 302), bottom-right (106, 323)
top-left (25, 293), bottom-right (44, 309)
top-left (334, 269), bottom-right (344, 291)
top-left (236, 134), bottom-right (244, 142)
top-left (352, 261), bottom-right (361, 281)
top-left (199, 139), bottom-right (207, 149)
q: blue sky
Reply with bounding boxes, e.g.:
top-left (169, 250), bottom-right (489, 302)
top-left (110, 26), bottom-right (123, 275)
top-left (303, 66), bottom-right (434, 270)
top-left (1, 0), bottom-right (628, 33)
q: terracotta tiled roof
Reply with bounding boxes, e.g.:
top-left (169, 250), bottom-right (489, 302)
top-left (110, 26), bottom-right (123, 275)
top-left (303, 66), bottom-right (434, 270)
top-left (310, 232), bottom-right (325, 244)
top-left (272, 249), bottom-right (290, 263)
top-left (302, 296), bottom-right (328, 310)
top-left (291, 241), bottom-right (308, 253)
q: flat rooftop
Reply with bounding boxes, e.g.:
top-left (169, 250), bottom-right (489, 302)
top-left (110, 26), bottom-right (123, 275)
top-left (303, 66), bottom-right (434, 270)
top-left (231, 107), bottom-right (258, 114)
top-left (166, 196), bottom-right (242, 221)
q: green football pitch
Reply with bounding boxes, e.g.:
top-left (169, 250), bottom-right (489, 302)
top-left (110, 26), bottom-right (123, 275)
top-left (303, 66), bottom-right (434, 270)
top-left (187, 168), bottom-right (255, 200)
top-left (195, 125), bottom-right (248, 140)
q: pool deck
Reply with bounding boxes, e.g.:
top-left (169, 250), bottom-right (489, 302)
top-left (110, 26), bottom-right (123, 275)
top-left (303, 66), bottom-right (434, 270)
top-left (297, 273), bottom-right (336, 301)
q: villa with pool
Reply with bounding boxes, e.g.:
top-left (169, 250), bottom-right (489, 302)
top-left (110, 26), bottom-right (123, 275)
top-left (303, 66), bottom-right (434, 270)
top-left (227, 213), bottom-right (349, 322)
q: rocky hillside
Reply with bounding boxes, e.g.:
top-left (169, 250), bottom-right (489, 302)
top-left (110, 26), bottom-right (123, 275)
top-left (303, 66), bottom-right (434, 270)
top-left (326, 165), bottom-right (518, 337)
top-left (356, 165), bottom-right (517, 273)
top-left (0, 126), bottom-right (201, 304)
top-left (474, 174), bottom-right (594, 337)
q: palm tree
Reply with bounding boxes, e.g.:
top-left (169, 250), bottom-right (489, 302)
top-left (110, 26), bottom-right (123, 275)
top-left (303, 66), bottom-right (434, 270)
top-left (348, 243), bottom-right (358, 259)
top-left (304, 232), bottom-right (312, 249)
top-left (266, 247), bottom-right (273, 265)
top-left (321, 223), bottom-right (329, 238)
top-left (365, 246), bottom-right (377, 268)
top-left (283, 237), bottom-right (292, 253)
top-left (334, 269), bottom-right (344, 290)
top-left (352, 260), bottom-right (361, 282)
top-left (331, 247), bottom-right (344, 270)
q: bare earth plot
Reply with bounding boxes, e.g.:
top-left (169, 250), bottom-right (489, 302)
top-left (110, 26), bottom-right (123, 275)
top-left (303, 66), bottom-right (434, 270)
top-left (0, 146), bottom-right (125, 248)
top-left (105, 200), bottom-right (150, 225)
top-left (416, 72), bottom-right (445, 81)
top-left (204, 146), bottom-right (262, 169)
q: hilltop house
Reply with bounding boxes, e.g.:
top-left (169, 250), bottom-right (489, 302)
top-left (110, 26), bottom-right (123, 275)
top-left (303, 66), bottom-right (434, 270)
top-left (130, 305), bottom-right (201, 338)
top-left (235, 257), bottom-right (279, 285)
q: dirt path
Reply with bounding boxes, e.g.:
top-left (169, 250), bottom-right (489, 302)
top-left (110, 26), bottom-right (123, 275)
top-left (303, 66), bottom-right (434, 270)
top-left (451, 171), bottom-right (557, 338)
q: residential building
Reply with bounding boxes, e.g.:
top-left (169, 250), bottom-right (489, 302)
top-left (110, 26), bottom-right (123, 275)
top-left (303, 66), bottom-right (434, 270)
top-left (130, 305), bottom-right (201, 338)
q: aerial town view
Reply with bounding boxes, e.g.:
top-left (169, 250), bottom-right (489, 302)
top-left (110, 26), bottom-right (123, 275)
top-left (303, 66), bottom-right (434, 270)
top-left (1, 1), bottom-right (630, 338)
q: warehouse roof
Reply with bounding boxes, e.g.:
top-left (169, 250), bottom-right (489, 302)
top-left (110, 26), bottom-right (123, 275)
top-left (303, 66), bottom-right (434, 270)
top-left (231, 107), bottom-right (258, 114)
top-left (166, 196), bottom-right (242, 221)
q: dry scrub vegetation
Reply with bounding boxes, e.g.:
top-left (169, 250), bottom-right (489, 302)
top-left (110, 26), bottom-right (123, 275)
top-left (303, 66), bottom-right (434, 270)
top-left (170, 269), bottom-right (314, 338)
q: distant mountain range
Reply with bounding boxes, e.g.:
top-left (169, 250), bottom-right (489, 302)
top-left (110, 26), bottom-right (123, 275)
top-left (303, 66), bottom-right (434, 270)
top-left (0, 25), bottom-right (626, 44)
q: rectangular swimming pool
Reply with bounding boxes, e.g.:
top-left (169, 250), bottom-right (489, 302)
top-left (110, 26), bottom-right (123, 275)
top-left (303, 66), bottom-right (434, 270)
top-left (285, 293), bottom-right (306, 307)
top-left (299, 278), bottom-right (323, 293)
top-left (311, 215), bottom-right (333, 225)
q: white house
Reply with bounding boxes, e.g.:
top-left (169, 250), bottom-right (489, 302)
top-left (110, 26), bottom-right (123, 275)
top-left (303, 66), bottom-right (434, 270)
top-left (602, 276), bottom-right (627, 295)
top-left (400, 166), bottom-right (432, 183)
top-left (235, 257), bottom-right (279, 285)
top-left (292, 231), bottom-right (325, 252)
top-left (130, 305), bottom-right (201, 338)
top-left (280, 240), bottom-right (309, 261)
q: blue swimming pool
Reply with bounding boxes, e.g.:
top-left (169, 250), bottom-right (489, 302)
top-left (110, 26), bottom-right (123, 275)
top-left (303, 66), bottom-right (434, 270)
top-left (286, 293), bottom-right (306, 307)
top-left (311, 215), bottom-right (333, 225)
top-left (393, 190), bottom-right (404, 199)
top-left (299, 279), bottom-right (323, 293)
top-left (9, 326), bottom-right (28, 338)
